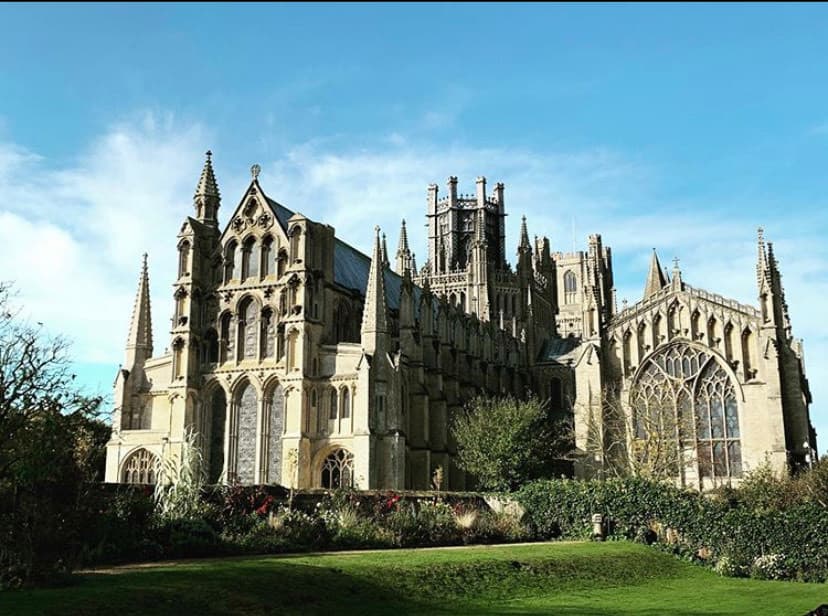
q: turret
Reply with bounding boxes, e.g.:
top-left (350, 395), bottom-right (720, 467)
top-left (395, 219), bottom-right (414, 276)
top-left (193, 150), bottom-right (220, 225)
top-left (475, 176), bottom-right (487, 207)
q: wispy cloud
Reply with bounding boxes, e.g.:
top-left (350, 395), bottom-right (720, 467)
top-left (0, 113), bottom-right (209, 369)
top-left (0, 115), bottom-right (825, 447)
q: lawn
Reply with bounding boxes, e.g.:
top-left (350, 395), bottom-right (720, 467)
top-left (2, 542), bottom-right (825, 615)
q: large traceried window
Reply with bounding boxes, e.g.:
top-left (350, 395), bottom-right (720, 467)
top-left (321, 449), bottom-right (354, 489)
top-left (122, 448), bottom-right (159, 484)
top-left (631, 342), bottom-right (742, 480)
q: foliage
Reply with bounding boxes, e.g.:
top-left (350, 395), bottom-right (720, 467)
top-left (451, 395), bottom-right (561, 491)
top-left (516, 473), bottom-right (828, 582)
top-left (153, 517), bottom-right (225, 559)
top-left (574, 385), bottom-right (696, 481)
top-left (0, 282), bottom-right (105, 588)
top-left (153, 427), bottom-right (207, 521)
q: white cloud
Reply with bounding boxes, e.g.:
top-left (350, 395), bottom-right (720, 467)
top-left (0, 118), bottom-right (824, 449)
top-left (0, 113), bottom-right (209, 367)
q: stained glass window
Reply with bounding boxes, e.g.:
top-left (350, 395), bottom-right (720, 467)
top-left (632, 342), bottom-right (742, 479)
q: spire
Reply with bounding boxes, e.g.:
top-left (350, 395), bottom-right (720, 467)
top-left (396, 219), bottom-right (410, 255)
top-left (643, 248), bottom-right (668, 300)
top-left (381, 232), bottom-right (390, 268)
top-left (125, 253), bottom-right (153, 366)
top-left (195, 150), bottom-right (219, 199)
top-left (361, 226), bottom-right (389, 355)
top-left (395, 219), bottom-right (415, 276)
top-left (519, 215), bottom-right (531, 251)
top-left (193, 150), bottom-right (221, 224)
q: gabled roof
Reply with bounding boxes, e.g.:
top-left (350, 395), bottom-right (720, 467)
top-left (264, 195), bottom-right (296, 232)
top-left (333, 237), bottom-right (420, 311)
top-left (257, 192), bottom-right (416, 311)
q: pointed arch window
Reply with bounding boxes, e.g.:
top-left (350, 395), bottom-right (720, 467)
top-left (261, 235), bottom-right (273, 278)
top-left (321, 449), bottom-right (354, 489)
top-left (631, 342), bottom-right (742, 481)
top-left (564, 271), bottom-right (577, 304)
top-left (219, 312), bottom-right (233, 363)
top-left (290, 226), bottom-right (302, 263)
top-left (329, 388), bottom-right (338, 420)
top-left (224, 240), bottom-right (238, 283)
top-left (172, 337), bottom-right (185, 379)
top-left (341, 386), bottom-right (351, 419)
top-left (122, 448), bottom-right (159, 484)
top-left (178, 240), bottom-right (191, 278)
top-left (277, 248), bottom-right (288, 278)
top-left (241, 236), bottom-right (257, 280)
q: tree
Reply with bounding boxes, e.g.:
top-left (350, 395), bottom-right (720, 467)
top-left (571, 384), bottom-right (697, 482)
top-left (451, 395), bottom-right (567, 492)
top-left (0, 282), bottom-right (104, 587)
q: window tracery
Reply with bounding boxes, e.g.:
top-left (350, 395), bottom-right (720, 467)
top-left (122, 448), bottom-right (159, 484)
top-left (632, 342), bottom-right (742, 479)
top-left (321, 449), bottom-right (354, 489)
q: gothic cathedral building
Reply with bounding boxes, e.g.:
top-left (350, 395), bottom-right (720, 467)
top-left (105, 153), bottom-right (817, 491)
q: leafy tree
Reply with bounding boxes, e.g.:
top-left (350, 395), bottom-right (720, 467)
top-left (451, 395), bottom-right (564, 492)
top-left (0, 282), bottom-right (104, 587)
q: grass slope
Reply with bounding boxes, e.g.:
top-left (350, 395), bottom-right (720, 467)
top-left (3, 542), bottom-right (824, 615)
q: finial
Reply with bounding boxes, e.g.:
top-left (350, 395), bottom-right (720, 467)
top-left (142, 252), bottom-right (148, 268)
top-left (375, 225), bottom-right (381, 236)
top-left (250, 164), bottom-right (261, 180)
top-left (205, 150), bottom-right (212, 162)
top-left (402, 219), bottom-right (406, 227)
top-left (758, 226), bottom-right (764, 242)
top-left (673, 256), bottom-right (680, 270)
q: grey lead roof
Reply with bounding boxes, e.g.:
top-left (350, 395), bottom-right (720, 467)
top-left (265, 195), bottom-right (414, 311)
top-left (265, 196), bottom-right (295, 232)
top-left (538, 336), bottom-right (581, 363)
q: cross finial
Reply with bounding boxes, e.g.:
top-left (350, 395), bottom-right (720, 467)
top-left (205, 150), bottom-right (212, 162)
top-left (250, 164), bottom-right (261, 180)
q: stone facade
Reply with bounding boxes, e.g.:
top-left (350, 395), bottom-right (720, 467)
top-left (105, 153), bottom-right (817, 491)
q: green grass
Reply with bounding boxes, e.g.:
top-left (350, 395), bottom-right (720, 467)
top-left (3, 542), bottom-right (825, 615)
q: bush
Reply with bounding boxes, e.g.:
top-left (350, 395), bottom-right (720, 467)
top-left (381, 500), bottom-right (461, 547)
top-left (516, 476), bottom-right (828, 582)
top-left (154, 518), bottom-right (225, 559)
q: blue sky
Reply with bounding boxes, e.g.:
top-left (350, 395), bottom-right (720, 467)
top-left (1, 3), bottom-right (826, 453)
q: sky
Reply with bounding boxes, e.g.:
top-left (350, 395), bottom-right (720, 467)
top-left (1, 3), bottom-right (827, 452)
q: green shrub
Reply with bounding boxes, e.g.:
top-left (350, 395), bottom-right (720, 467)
top-left (154, 518), bottom-right (225, 559)
top-left (516, 477), bottom-right (828, 583)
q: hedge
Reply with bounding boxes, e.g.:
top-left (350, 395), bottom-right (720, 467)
top-left (516, 477), bottom-right (828, 582)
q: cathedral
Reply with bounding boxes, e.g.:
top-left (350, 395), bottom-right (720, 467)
top-left (104, 152), bottom-right (817, 491)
